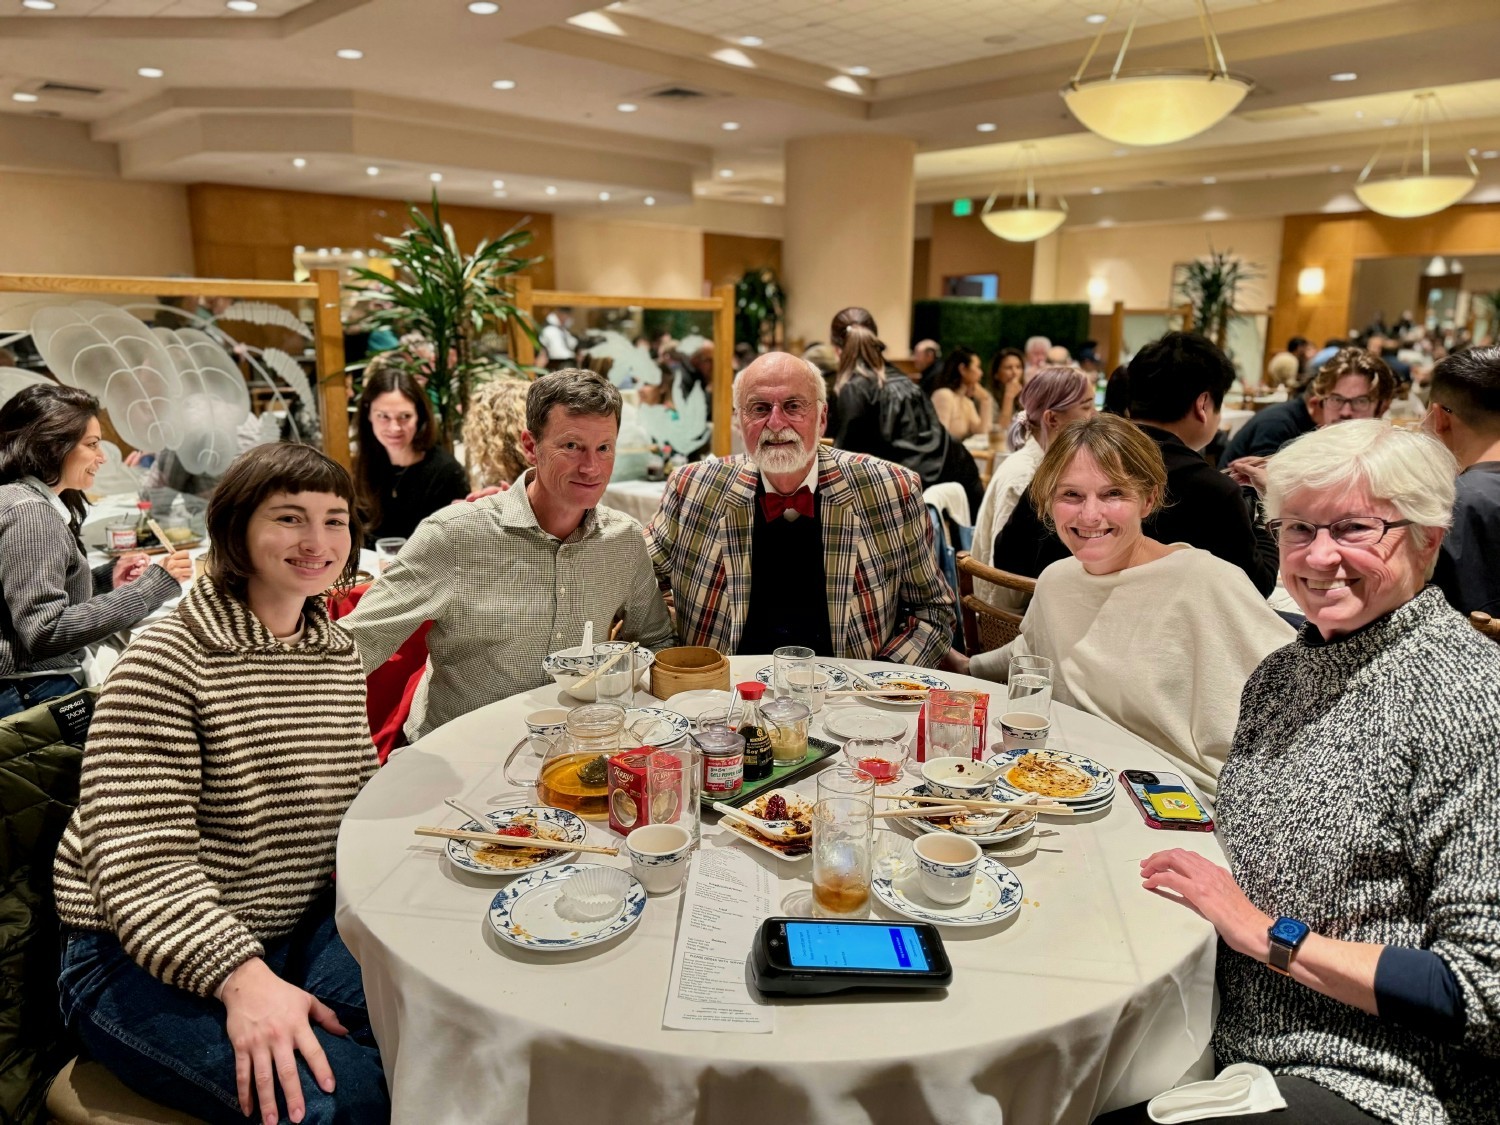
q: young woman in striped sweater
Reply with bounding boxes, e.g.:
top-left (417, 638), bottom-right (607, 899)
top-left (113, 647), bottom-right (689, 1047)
top-left (53, 443), bottom-right (389, 1125)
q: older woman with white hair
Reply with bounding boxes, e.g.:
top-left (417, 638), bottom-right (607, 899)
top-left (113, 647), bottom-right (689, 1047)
top-left (1129, 420), bottom-right (1500, 1124)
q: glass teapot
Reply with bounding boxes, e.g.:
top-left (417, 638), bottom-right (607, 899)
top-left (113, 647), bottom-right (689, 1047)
top-left (503, 703), bottom-right (626, 821)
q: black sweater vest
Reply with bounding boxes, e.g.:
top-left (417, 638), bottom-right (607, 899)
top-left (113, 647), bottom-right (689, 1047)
top-left (736, 490), bottom-right (834, 655)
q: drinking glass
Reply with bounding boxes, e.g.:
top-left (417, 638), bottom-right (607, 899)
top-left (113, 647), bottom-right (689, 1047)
top-left (817, 765), bottom-right (877, 809)
top-left (841, 737), bottom-right (908, 784)
top-left (924, 689), bottom-right (977, 761)
top-left (772, 645), bottom-right (814, 701)
top-left (374, 537), bottom-right (406, 574)
top-left (812, 798), bottom-right (873, 920)
top-left (647, 745), bottom-right (702, 845)
top-left (1007, 655), bottom-right (1054, 718)
top-left (593, 643), bottom-right (637, 709)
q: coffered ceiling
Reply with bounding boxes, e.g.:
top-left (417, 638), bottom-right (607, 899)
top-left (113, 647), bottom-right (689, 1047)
top-left (0, 0), bottom-right (1496, 223)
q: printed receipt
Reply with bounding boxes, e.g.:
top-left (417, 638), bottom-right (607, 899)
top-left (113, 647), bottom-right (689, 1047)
top-left (662, 847), bottom-right (775, 1033)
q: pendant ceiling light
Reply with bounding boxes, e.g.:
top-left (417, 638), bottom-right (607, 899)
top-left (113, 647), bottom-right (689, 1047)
top-left (980, 144), bottom-right (1068, 243)
top-left (1354, 91), bottom-right (1478, 219)
top-left (1061, 0), bottom-right (1252, 147)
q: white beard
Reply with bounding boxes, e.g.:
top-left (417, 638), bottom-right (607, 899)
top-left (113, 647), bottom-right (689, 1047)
top-left (750, 426), bottom-right (811, 475)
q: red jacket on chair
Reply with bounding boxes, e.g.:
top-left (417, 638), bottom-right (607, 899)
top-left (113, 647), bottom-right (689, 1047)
top-left (327, 584), bottom-right (431, 764)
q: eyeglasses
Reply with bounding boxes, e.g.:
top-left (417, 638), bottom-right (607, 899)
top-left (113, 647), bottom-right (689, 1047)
top-left (1266, 516), bottom-right (1414, 548)
top-left (741, 398), bottom-right (814, 421)
top-left (1323, 393), bottom-right (1374, 411)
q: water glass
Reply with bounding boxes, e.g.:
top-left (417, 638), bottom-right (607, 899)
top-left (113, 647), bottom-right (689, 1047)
top-left (817, 764), bottom-right (877, 809)
top-left (812, 798), bottom-right (873, 920)
top-left (374, 537), bottom-right (406, 574)
top-left (1007, 655), bottom-right (1054, 718)
top-left (924, 689), bottom-right (977, 761)
top-left (593, 643), bottom-right (637, 709)
top-left (772, 645), bottom-right (814, 701)
top-left (647, 745), bottom-right (702, 845)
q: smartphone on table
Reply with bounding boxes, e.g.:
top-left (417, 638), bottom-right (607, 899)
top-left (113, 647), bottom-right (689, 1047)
top-left (750, 917), bottom-right (953, 995)
top-left (1119, 769), bottom-right (1214, 832)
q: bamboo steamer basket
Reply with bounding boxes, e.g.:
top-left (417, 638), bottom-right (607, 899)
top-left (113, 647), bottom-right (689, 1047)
top-left (650, 646), bottom-right (731, 698)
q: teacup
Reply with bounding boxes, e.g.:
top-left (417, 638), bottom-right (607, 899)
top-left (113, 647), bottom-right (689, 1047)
top-left (920, 755), bottom-right (995, 801)
top-left (525, 708), bottom-right (570, 743)
top-left (625, 823), bottom-right (693, 894)
top-left (999, 711), bottom-right (1050, 753)
top-left (786, 669), bottom-right (831, 714)
top-left (913, 833), bottom-right (981, 905)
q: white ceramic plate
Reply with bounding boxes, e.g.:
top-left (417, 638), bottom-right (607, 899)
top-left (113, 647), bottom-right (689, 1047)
top-left (754, 663), bottom-right (852, 691)
top-left (872, 856), bottom-right (1024, 928)
top-left (664, 689), bottom-right (733, 728)
top-left (487, 864), bottom-right (647, 952)
top-left (624, 707), bottom-right (691, 745)
top-left (860, 669), bottom-right (949, 711)
top-left (445, 807), bottom-right (587, 877)
top-left (716, 789), bottom-right (815, 864)
top-left (892, 785), bottom-right (1037, 845)
top-left (822, 710), bottom-right (909, 742)
top-left (984, 747), bottom-right (1115, 805)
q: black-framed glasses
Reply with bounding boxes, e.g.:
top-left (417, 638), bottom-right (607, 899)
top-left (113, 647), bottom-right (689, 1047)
top-left (740, 398), bottom-right (814, 421)
top-left (1323, 393), bottom-right (1375, 411)
top-left (1266, 516), bottom-right (1414, 548)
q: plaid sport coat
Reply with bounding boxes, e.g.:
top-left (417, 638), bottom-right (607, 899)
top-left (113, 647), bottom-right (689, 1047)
top-left (644, 446), bottom-right (955, 666)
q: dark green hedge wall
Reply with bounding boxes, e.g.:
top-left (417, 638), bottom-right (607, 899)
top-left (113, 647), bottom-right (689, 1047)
top-left (911, 300), bottom-right (1091, 367)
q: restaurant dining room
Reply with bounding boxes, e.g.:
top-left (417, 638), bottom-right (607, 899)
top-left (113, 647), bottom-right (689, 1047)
top-left (3, 1), bottom-right (1499, 1123)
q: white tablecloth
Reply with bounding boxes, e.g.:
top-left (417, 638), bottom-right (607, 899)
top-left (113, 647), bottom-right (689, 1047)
top-left (336, 658), bottom-right (1224, 1124)
top-left (601, 479), bottom-right (668, 525)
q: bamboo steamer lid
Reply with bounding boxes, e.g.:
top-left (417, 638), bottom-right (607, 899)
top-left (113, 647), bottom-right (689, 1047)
top-left (650, 646), bottom-right (731, 698)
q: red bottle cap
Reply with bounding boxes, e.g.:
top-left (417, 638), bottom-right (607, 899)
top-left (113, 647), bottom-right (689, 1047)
top-left (736, 681), bottom-right (766, 700)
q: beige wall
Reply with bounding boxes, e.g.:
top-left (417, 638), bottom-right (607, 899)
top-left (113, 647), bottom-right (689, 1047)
top-left (1054, 218), bottom-right (1283, 314)
top-left (551, 216), bottom-right (704, 299)
top-left (0, 171), bottom-right (194, 277)
top-left (926, 207), bottom-right (1035, 302)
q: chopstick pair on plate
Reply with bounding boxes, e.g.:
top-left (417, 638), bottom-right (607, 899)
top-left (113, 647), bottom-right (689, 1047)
top-left (414, 826), bottom-right (620, 857)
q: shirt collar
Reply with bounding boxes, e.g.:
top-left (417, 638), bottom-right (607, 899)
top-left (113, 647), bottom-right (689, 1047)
top-left (500, 468), bottom-right (599, 542)
top-left (759, 455), bottom-right (820, 497)
top-left (20, 476), bottom-right (72, 524)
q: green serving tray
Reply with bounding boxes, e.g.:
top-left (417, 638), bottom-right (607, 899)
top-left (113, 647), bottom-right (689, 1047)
top-left (701, 735), bottom-right (842, 809)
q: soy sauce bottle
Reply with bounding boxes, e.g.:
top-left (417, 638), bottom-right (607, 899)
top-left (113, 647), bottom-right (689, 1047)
top-left (736, 681), bottom-right (774, 782)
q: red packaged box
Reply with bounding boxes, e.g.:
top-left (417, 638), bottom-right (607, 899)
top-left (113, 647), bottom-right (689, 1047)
top-left (607, 749), bottom-right (652, 835)
top-left (914, 689), bottom-right (989, 763)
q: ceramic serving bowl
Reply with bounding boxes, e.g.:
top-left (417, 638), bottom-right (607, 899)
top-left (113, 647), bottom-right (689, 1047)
top-left (542, 642), bottom-right (657, 702)
top-left (920, 756), bottom-right (996, 801)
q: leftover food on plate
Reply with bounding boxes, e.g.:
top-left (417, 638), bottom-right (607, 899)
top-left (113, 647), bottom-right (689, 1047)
top-left (470, 815), bottom-right (569, 869)
top-left (1004, 753), bottom-right (1093, 798)
top-left (874, 678), bottom-right (932, 701)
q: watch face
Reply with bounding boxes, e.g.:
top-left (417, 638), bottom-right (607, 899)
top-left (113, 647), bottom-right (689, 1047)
top-left (1271, 917), bottom-right (1309, 944)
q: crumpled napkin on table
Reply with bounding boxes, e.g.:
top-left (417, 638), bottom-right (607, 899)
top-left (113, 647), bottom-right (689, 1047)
top-left (1147, 1063), bottom-right (1285, 1122)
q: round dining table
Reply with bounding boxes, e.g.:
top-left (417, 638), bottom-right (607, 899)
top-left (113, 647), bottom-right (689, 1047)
top-left (336, 657), bottom-right (1225, 1125)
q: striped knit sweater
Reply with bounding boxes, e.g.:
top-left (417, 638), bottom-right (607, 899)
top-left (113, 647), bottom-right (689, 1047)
top-left (1214, 587), bottom-right (1500, 1124)
top-left (52, 576), bottom-right (376, 997)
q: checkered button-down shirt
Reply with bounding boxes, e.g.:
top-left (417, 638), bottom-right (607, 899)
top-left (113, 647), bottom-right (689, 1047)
top-left (645, 446), bottom-right (955, 666)
top-left (342, 472), bottom-right (675, 739)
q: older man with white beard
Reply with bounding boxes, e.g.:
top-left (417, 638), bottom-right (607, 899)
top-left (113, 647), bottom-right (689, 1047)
top-left (645, 351), bottom-right (955, 664)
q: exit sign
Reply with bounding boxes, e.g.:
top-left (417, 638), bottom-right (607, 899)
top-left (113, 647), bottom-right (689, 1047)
top-left (952, 198), bottom-right (973, 217)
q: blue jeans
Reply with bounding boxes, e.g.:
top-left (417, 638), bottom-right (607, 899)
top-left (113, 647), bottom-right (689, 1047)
top-left (0, 673), bottom-right (78, 719)
top-left (58, 890), bottom-right (389, 1125)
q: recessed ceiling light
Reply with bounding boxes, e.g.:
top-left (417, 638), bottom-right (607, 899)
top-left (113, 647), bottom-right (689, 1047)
top-left (1085, 13), bottom-right (1107, 24)
top-left (1330, 164), bottom-right (1342, 173)
top-left (1484, 151), bottom-right (1500, 160)
top-left (493, 189), bottom-right (508, 198)
top-left (137, 66), bottom-right (164, 78)
top-left (1202, 176), bottom-right (1217, 184)
top-left (738, 35), bottom-right (762, 47)
top-left (1354, 110), bottom-right (1365, 119)
top-left (491, 178), bottom-right (505, 189)
top-left (294, 245), bottom-right (306, 253)
top-left (1330, 72), bottom-right (1357, 82)
top-left (847, 66), bottom-right (871, 77)
top-left (291, 157), bottom-right (307, 168)
top-left (22, 0), bottom-right (56, 9)
top-left (12, 92), bottom-right (39, 102)
top-left (598, 191), bottom-right (610, 201)
top-left (976, 122), bottom-right (997, 132)
top-left (467, 1), bottom-right (500, 12)
top-left (226, 0), bottom-right (258, 11)
top-left (336, 49), bottom-right (363, 60)
top-left (761, 195), bottom-right (775, 204)
top-left (644, 196), bottom-right (656, 205)
top-left (713, 47), bottom-right (755, 68)
top-left (544, 185), bottom-right (558, 195)
top-left (1090, 186), bottom-right (1103, 194)
top-left (721, 121), bottom-right (740, 131)
top-left (429, 172), bottom-right (443, 183)
top-left (718, 169), bottom-right (733, 178)
top-left (616, 102), bottom-right (638, 112)
top-left (491, 79), bottom-right (516, 90)
top-left (365, 166), bottom-right (380, 176)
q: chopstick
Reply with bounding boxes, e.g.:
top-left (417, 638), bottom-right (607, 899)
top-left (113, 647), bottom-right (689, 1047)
top-left (415, 826), bottom-right (620, 856)
top-left (872, 805), bottom-right (972, 820)
top-left (877, 793), bottom-right (1074, 814)
top-left (827, 688), bottom-right (930, 698)
top-left (146, 517), bottom-right (188, 555)
top-left (568, 641), bottom-right (638, 695)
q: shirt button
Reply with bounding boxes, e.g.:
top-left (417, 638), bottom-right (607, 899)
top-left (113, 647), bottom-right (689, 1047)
top-left (555, 632), bottom-right (562, 638)
top-left (559, 588), bottom-right (567, 595)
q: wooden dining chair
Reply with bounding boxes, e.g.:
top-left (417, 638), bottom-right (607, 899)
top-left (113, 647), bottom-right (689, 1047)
top-left (955, 551), bottom-right (1036, 655)
top-left (1470, 611), bottom-right (1500, 641)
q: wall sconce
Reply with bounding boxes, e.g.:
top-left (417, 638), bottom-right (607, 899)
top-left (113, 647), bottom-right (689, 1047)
top-left (1296, 267), bottom-right (1325, 296)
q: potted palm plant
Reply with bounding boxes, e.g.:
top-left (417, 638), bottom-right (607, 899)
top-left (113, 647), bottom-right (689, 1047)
top-left (349, 191), bottom-right (540, 449)
top-left (1176, 246), bottom-right (1262, 350)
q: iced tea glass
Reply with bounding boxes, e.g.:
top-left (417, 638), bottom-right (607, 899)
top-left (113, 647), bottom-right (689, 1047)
top-left (811, 798), bottom-right (873, 920)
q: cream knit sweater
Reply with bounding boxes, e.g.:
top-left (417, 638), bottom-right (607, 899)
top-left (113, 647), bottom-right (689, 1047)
top-left (970, 546), bottom-right (1293, 798)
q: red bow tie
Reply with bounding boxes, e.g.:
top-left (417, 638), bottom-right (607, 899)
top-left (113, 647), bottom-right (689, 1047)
top-left (762, 486), bottom-right (815, 522)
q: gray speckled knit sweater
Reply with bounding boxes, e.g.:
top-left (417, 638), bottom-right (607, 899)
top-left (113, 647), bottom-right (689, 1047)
top-left (1214, 586), bottom-right (1500, 1125)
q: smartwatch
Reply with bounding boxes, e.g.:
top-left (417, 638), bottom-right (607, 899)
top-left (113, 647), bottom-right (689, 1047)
top-left (1267, 916), bottom-right (1310, 975)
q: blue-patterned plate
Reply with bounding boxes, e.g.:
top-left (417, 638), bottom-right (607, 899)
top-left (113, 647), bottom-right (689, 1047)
top-left (624, 707), bottom-right (691, 745)
top-left (984, 747), bottom-right (1114, 805)
top-left (754, 663), bottom-right (852, 691)
top-left (445, 806), bottom-right (587, 876)
top-left (487, 863), bottom-right (646, 952)
top-left (894, 784), bottom-right (1037, 844)
top-left (860, 669), bottom-right (950, 710)
top-left (872, 855), bottom-right (1023, 928)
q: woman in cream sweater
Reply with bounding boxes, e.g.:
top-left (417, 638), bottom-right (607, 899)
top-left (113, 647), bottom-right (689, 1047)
top-left (967, 414), bottom-right (1292, 798)
top-left (928, 347), bottom-right (995, 440)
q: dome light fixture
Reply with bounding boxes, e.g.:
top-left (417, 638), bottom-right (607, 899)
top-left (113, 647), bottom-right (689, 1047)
top-left (1353, 91), bottom-right (1477, 219)
top-left (1061, 0), bottom-right (1252, 147)
top-left (980, 143), bottom-right (1068, 243)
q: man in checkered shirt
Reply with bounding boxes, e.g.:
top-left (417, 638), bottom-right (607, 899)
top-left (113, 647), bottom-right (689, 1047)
top-left (343, 370), bottom-right (675, 739)
top-left (645, 352), bottom-right (954, 666)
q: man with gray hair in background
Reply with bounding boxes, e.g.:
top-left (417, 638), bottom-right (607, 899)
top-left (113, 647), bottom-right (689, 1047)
top-left (645, 351), bottom-right (954, 665)
top-left (1425, 345), bottom-right (1500, 618)
top-left (344, 368), bottom-right (674, 739)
